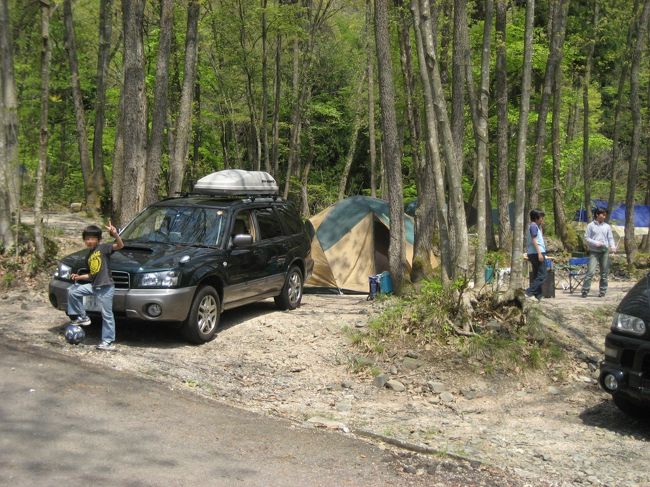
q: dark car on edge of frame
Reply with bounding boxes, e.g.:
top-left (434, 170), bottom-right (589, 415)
top-left (599, 273), bottom-right (650, 416)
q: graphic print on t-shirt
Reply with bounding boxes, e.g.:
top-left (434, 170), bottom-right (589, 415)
top-left (89, 250), bottom-right (102, 275)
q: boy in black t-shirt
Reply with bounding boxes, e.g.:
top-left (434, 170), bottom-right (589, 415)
top-left (67, 221), bottom-right (124, 351)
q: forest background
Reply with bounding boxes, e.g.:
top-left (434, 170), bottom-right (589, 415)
top-left (0, 0), bottom-right (649, 292)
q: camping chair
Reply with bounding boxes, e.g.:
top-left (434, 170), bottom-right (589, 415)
top-left (563, 256), bottom-right (589, 294)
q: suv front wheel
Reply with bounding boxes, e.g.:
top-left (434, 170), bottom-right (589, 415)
top-left (275, 266), bottom-right (303, 310)
top-left (183, 285), bottom-right (221, 344)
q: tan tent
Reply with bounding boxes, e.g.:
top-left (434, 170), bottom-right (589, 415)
top-left (306, 196), bottom-right (437, 292)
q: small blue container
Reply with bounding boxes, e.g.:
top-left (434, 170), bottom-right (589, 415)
top-left (378, 271), bottom-right (393, 294)
top-left (484, 266), bottom-right (495, 284)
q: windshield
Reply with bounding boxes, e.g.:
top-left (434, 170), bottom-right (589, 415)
top-left (120, 206), bottom-right (227, 247)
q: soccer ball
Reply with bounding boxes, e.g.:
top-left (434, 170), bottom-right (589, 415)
top-left (64, 324), bottom-right (86, 345)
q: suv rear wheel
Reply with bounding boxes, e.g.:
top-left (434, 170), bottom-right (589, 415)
top-left (275, 266), bottom-right (303, 310)
top-left (183, 285), bottom-right (220, 344)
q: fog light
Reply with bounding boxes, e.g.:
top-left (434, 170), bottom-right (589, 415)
top-left (147, 303), bottom-right (162, 317)
top-left (604, 374), bottom-right (619, 392)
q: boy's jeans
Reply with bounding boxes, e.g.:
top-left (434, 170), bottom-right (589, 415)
top-left (67, 283), bottom-right (116, 343)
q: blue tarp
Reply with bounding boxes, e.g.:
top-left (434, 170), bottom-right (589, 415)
top-left (574, 199), bottom-right (650, 228)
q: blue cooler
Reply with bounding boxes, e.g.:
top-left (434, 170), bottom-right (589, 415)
top-left (378, 271), bottom-right (393, 295)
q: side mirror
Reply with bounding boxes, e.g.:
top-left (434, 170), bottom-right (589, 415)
top-left (232, 234), bottom-right (253, 248)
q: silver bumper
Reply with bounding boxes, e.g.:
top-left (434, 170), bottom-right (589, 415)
top-left (48, 279), bottom-right (196, 323)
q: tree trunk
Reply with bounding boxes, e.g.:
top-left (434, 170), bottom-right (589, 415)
top-left (624, 0), bottom-right (650, 265)
top-left (91, 0), bottom-right (113, 210)
top-left (119, 0), bottom-right (148, 225)
top-left (423, 0), bottom-right (469, 278)
top-left (375, 0), bottom-right (407, 293)
top-left (261, 0), bottom-right (271, 173)
top-left (367, 0), bottom-right (377, 198)
top-left (551, 33), bottom-right (570, 249)
top-left (144, 0), bottom-right (173, 207)
top-left (451, 0), bottom-right (467, 159)
top-left (34, 0), bottom-right (53, 259)
top-left (607, 2), bottom-right (637, 220)
top-left (469, 0), bottom-right (493, 288)
top-left (238, 0), bottom-right (261, 171)
top-left (169, 1), bottom-right (200, 195)
top-left (0, 0), bottom-right (19, 230)
top-left (529, 0), bottom-right (569, 210)
top-left (396, 0), bottom-right (422, 192)
top-left (509, 0), bottom-right (535, 290)
top-left (63, 0), bottom-right (100, 214)
top-left (0, 0), bottom-right (15, 249)
top-left (271, 32), bottom-right (282, 178)
top-left (582, 1), bottom-right (599, 223)
top-left (338, 72), bottom-right (366, 200)
top-left (413, 0), bottom-right (452, 284)
top-left (495, 0), bottom-right (510, 250)
top-left (111, 88), bottom-right (125, 224)
top-left (300, 118), bottom-right (313, 218)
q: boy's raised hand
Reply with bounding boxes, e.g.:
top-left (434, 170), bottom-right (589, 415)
top-left (105, 219), bottom-right (118, 237)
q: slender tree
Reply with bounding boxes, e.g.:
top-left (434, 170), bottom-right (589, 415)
top-left (91, 0), bottom-right (113, 211)
top-left (169, 1), bottom-right (200, 195)
top-left (413, 0), bottom-right (452, 284)
top-left (375, 0), bottom-right (407, 292)
top-left (63, 0), bottom-right (101, 214)
top-left (468, 0), bottom-right (493, 287)
top-left (337, 71), bottom-right (366, 200)
top-left (0, 0), bottom-right (20, 233)
top-left (34, 0), bottom-right (53, 259)
top-left (607, 0), bottom-right (638, 219)
top-left (582, 0), bottom-right (599, 223)
top-left (529, 0), bottom-right (569, 210)
top-left (551, 29), bottom-right (570, 249)
top-left (510, 0), bottom-right (535, 289)
top-left (426, 0), bottom-right (469, 277)
top-left (144, 0), bottom-right (173, 207)
top-left (367, 0), bottom-right (377, 198)
top-left (624, 0), bottom-right (650, 265)
top-left (495, 0), bottom-right (510, 249)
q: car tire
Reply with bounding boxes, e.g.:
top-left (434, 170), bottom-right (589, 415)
top-left (274, 266), bottom-right (303, 311)
top-left (182, 286), bottom-right (220, 344)
top-left (613, 394), bottom-right (650, 418)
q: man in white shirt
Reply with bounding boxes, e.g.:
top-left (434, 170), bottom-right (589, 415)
top-left (582, 208), bottom-right (616, 298)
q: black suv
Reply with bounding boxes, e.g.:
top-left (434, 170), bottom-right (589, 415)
top-left (599, 273), bottom-right (650, 415)
top-left (49, 171), bottom-right (313, 344)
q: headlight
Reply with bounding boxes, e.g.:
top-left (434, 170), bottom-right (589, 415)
top-left (612, 312), bottom-right (646, 336)
top-left (137, 270), bottom-right (179, 288)
top-left (54, 262), bottom-right (72, 280)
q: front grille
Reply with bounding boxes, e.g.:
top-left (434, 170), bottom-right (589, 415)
top-left (112, 271), bottom-right (130, 289)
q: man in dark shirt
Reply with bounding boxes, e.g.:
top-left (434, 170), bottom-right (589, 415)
top-left (67, 221), bottom-right (124, 350)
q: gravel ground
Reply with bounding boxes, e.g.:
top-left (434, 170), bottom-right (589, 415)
top-left (3, 211), bottom-right (649, 486)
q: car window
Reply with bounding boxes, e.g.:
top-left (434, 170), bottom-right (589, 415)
top-left (120, 206), bottom-right (227, 247)
top-left (276, 205), bottom-right (304, 235)
top-left (255, 207), bottom-right (284, 240)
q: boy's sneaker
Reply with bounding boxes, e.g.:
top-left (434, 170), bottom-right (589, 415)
top-left (96, 341), bottom-right (116, 351)
top-left (598, 292), bottom-right (606, 297)
top-left (72, 316), bottom-right (92, 326)
top-left (581, 292), bottom-right (588, 298)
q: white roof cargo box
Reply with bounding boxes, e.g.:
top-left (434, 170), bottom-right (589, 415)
top-left (194, 169), bottom-right (279, 196)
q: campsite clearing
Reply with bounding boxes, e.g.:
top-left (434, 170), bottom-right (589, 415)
top-left (4, 211), bottom-right (649, 486)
